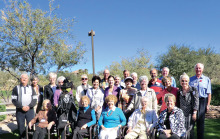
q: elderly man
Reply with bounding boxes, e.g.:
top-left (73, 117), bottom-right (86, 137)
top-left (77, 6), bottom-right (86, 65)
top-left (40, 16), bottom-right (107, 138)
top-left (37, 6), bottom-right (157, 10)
top-left (12, 73), bottom-right (37, 139)
top-left (148, 69), bottom-right (163, 104)
top-left (76, 74), bottom-right (91, 104)
top-left (121, 70), bottom-right (130, 88)
top-left (126, 76), bottom-right (157, 115)
top-left (159, 67), bottom-right (176, 87)
top-left (100, 69), bottom-right (110, 90)
top-left (131, 72), bottom-right (141, 90)
top-left (189, 63), bottom-right (211, 139)
top-left (114, 75), bottom-right (124, 90)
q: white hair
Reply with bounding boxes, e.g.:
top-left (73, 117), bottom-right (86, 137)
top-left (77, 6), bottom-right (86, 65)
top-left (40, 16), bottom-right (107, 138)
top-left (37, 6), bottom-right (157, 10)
top-left (57, 76), bottom-right (66, 84)
top-left (139, 75), bottom-right (149, 84)
top-left (131, 72), bottom-right (138, 77)
top-left (194, 63), bottom-right (204, 70)
top-left (162, 67), bottom-right (170, 72)
top-left (114, 75), bottom-right (121, 80)
top-left (48, 72), bottom-right (57, 79)
top-left (20, 73), bottom-right (29, 79)
top-left (81, 74), bottom-right (88, 78)
top-left (179, 72), bottom-right (189, 82)
top-left (141, 96), bottom-right (149, 102)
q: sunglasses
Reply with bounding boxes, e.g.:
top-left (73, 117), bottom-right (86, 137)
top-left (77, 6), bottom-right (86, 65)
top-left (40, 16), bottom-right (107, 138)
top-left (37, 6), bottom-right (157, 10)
top-left (82, 78), bottom-right (88, 80)
top-left (181, 80), bottom-right (188, 83)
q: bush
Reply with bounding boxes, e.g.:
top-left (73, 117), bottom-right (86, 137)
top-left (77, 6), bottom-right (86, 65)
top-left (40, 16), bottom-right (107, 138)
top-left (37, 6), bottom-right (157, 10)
top-left (211, 84), bottom-right (220, 106)
top-left (0, 104), bottom-right (6, 121)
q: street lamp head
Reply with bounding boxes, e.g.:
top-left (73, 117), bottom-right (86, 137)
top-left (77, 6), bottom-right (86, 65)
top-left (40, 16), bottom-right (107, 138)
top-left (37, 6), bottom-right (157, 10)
top-left (88, 30), bottom-right (95, 36)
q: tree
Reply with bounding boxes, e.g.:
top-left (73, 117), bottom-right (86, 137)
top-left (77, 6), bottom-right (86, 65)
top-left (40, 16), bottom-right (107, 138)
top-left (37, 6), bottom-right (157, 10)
top-left (157, 45), bottom-right (220, 85)
top-left (107, 49), bottom-right (153, 79)
top-left (0, 0), bottom-right (85, 78)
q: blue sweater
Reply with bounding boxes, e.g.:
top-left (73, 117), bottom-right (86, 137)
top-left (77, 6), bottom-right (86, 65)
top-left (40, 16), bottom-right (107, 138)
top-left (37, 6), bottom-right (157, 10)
top-left (98, 107), bottom-right (126, 128)
top-left (77, 106), bottom-right (96, 127)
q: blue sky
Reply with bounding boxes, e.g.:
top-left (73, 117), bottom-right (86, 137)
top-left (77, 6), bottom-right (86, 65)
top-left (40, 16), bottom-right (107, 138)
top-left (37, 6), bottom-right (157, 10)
top-left (1, 0), bottom-right (220, 74)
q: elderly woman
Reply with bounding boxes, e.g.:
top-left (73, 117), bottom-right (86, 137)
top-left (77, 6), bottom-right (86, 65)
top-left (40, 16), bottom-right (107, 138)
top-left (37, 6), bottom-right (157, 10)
top-left (157, 76), bottom-right (178, 113)
top-left (76, 74), bottom-right (91, 104)
top-left (126, 76), bottom-right (157, 115)
top-left (44, 72), bottom-right (57, 105)
top-left (103, 75), bottom-right (120, 109)
top-left (177, 73), bottom-right (199, 139)
top-left (31, 76), bottom-right (43, 114)
top-left (86, 76), bottom-right (104, 120)
top-left (73, 96), bottom-right (96, 139)
top-left (125, 96), bottom-right (158, 139)
top-left (98, 95), bottom-right (126, 139)
top-left (157, 93), bottom-right (186, 139)
top-left (28, 99), bottom-right (57, 139)
top-left (118, 77), bottom-right (137, 118)
top-left (53, 76), bottom-right (66, 107)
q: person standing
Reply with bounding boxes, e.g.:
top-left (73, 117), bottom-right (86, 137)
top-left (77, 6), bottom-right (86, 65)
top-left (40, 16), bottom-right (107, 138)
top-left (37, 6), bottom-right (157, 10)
top-left (100, 69), bottom-right (110, 90)
top-left (159, 67), bottom-right (176, 87)
top-left (44, 72), bottom-right (57, 105)
top-left (12, 73), bottom-right (37, 139)
top-left (131, 72), bottom-right (141, 90)
top-left (189, 63), bottom-right (211, 139)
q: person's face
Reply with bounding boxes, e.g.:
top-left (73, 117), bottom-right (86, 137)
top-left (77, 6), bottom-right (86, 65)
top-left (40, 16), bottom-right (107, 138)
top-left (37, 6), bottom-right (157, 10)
top-left (166, 97), bottom-right (175, 110)
top-left (93, 79), bottom-right (99, 89)
top-left (132, 75), bottom-right (137, 82)
top-left (181, 77), bottom-right (189, 88)
top-left (114, 77), bottom-right (120, 86)
top-left (141, 98), bottom-right (148, 108)
top-left (58, 80), bottom-right (64, 86)
top-left (104, 70), bottom-right (110, 79)
top-left (108, 77), bottom-right (115, 87)
top-left (124, 71), bottom-right (130, 78)
top-left (195, 64), bottom-right (203, 76)
top-left (150, 70), bottom-right (158, 79)
top-left (107, 100), bottom-right (115, 109)
top-left (125, 80), bottom-right (132, 88)
top-left (164, 79), bottom-right (171, 87)
top-left (162, 68), bottom-right (169, 77)
top-left (32, 79), bottom-right (38, 87)
top-left (81, 76), bottom-right (88, 85)
top-left (49, 77), bottom-right (56, 84)
top-left (140, 80), bottom-right (147, 90)
top-left (20, 75), bottom-right (29, 86)
top-left (81, 99), bottom-right (89, 107)
top-left (43, 101), bottom-right (52, 110)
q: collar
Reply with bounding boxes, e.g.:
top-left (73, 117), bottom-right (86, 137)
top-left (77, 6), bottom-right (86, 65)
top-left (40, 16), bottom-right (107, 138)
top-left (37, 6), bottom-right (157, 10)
top-left (195, 74), bottom-right (204, 79)
top-left (20, 84), bottom-right (29, 87)
top-left (108, 106), bottom-right (116, 112)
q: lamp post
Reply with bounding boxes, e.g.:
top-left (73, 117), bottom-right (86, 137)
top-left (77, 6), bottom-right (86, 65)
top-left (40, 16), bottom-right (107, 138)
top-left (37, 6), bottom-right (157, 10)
top-left (88, 30), bottom-right (95, 76)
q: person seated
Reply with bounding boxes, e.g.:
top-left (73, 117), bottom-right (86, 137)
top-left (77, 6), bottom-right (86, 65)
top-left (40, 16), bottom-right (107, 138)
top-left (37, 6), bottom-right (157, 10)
top-left (157, 93), bottom-right (186, 139)
top-left (28, 99), bottom-right (56, 139)
top-left (98, 95), bottom-right (126, 139)
top-left (125, 96), bottom-right (158, 139)
top-left (73, 96), bottom-right (96, 139)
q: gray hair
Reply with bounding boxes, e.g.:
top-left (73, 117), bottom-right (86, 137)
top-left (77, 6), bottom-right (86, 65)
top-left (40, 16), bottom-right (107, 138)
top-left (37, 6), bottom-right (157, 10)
top-left (31, 75), bottom-right (39, 82)
top-left (141, 96), bottom-right (149, 102)
top-left (131, 72), bottom-right (138, 78)
top-left (48, 72), bottom-right (57, 79)
top-left (150, 68), bottom-right (158, 74)
top-left (179, 72), bottom-right (189, 82)
top-left (81, 74), bottom-right (88, 78)
top-left (164, 93), bottom-right (176, 103)
top-left (162, 67), bottom-right (170, 72)
top-left (139, 75), bottom-right (149, 84)
top-left (114, 75), bottom-right (121, 80)
top-left (20, 73), bottom-right (29, 79)
top-left (57, 76), bottom-right (66, 84)
top-left (194, 63), bottom-right (204, 70)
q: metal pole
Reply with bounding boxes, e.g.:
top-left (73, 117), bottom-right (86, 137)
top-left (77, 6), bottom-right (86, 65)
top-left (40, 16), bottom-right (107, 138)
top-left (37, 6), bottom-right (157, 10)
top-left (88, 30), bottom-right (95, 76)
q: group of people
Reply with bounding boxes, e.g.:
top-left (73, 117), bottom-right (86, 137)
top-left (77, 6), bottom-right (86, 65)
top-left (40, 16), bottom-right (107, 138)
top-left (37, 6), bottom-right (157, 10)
top-left (11, 62), bottom-right (211, 139)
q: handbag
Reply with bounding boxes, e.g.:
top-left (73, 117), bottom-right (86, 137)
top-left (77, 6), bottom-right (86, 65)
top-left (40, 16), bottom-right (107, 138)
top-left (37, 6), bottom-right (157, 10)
top-left (57, 113), bottom-right (68, 129)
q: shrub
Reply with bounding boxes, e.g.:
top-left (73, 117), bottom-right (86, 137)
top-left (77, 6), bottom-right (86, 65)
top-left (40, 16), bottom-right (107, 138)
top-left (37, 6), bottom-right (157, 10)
top-left (0, 104), bottom-right (6, 121)
top-left (211, 84), bottom-right (220, 106)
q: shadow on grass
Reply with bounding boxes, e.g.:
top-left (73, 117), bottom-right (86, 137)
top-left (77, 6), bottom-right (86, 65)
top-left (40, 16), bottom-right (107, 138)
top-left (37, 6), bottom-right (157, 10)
top-left (0, 129), bottom-right (19, 139)
top-left (194, 118), bottom-right (220, 139)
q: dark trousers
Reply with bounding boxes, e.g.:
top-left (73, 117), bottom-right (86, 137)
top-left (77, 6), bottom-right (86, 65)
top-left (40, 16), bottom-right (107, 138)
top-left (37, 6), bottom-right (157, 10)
top-left (197, 98), bottom-right (207, 139)
top-left (33, 126), bottom-right (47, 139)
top-left (16, 108), bottom-right (34, 139)
top-left (158, 133), bottom-right (180, 139)
top-left (73, 126), bottom-right (89, 139)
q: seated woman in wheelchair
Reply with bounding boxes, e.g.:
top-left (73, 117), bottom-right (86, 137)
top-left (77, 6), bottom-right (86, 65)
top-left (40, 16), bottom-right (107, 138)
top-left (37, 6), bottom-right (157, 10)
top-left (125, 96), bottom-right (158, 139)
top-left (98, 95), bottom-right (126, 139)
top-left (28, 99), bottom-right (57, 139)
top-left (157, 93), bottom-right (186, 139)
top-left (73, 95), bottom-right (96, 139)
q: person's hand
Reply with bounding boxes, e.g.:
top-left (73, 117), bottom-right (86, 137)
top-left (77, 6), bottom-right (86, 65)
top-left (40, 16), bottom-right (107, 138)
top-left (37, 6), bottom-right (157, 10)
top-left (22, 106), bottom-right (27, 112)
top-left (126, 127), bottom-right (132, 133)
top-left (28, 122), bottom-right (32, 130)
top-left (95, 106), bottom-right (101, 112)
top-left (206, 105), bottom-right (210, 112)
top-left (192, 113), bottom-right (197, 121)
top-left (146, 128), bottom-right (150, 135)
top-left (101, 125), bottom-right (106, 130)
top-left (81, 124), bottom-right (88, 130)
top-left (47, 122), bottom-right (53, 130)
top-left (163, 130), bottom-right (171, 137)
top-left (26, 106), bottom-right (30, 111)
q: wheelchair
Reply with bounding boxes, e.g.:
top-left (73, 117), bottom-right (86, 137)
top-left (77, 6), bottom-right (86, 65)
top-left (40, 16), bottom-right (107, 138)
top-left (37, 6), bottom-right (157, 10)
top-left (26, 123), bottom-right (57, 139)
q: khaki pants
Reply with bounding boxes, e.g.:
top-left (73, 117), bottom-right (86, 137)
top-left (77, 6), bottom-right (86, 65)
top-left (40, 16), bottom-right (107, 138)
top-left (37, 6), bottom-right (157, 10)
top-left (125, 130), bottom-right (148, 139)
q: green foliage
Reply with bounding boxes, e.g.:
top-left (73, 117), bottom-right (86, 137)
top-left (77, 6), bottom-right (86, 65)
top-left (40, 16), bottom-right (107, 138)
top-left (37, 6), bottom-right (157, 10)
top-left (107, 49), bottom-right (153, 79)
top-left (157, 45), bottom-right (220, 86)
top-left (210, 84), bottom-right (220, 106)
top-left (0, 0), bottom-right (85, 76)
top-left (0, 104), bottom-right (6, 121)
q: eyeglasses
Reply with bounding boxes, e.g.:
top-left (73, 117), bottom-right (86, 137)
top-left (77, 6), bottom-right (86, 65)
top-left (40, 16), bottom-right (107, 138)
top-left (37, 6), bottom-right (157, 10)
top-left (181, 80), bottom-right (188, 83)
top-left (82, 78), bottom-right (88, 80)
